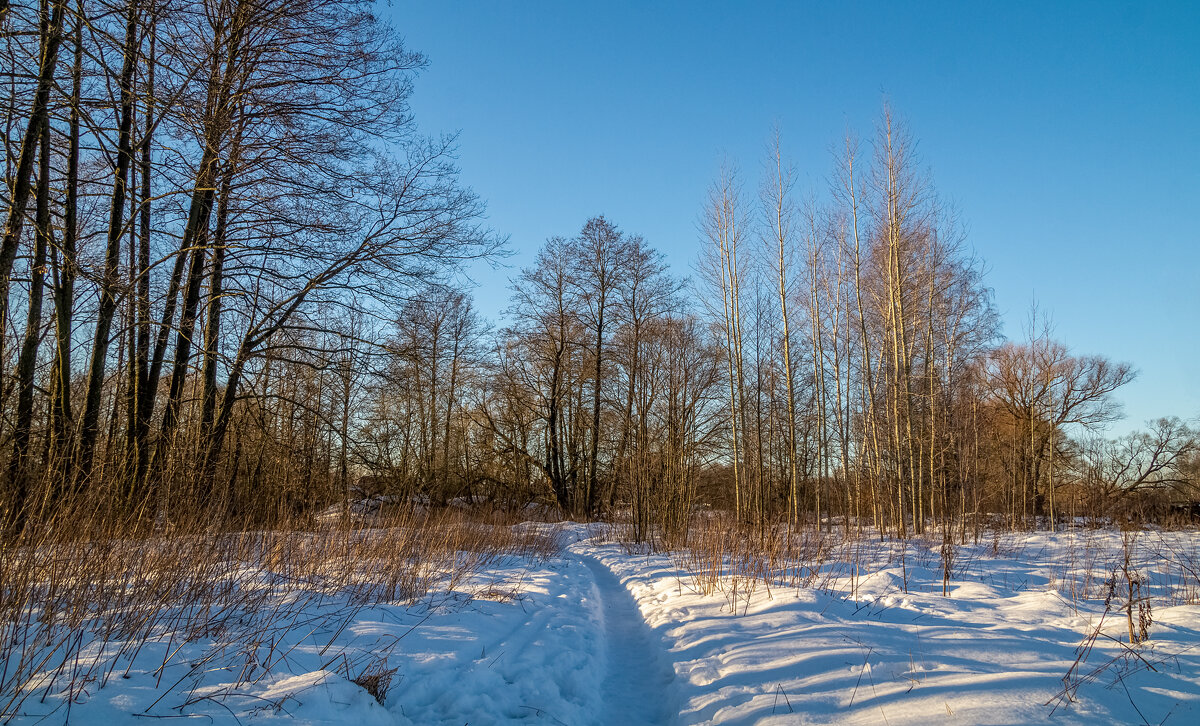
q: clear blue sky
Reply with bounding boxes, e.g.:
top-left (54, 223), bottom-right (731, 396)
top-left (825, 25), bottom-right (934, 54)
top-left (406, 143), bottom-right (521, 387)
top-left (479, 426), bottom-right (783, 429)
top-left (390, 0), bottom-right (1200, 433)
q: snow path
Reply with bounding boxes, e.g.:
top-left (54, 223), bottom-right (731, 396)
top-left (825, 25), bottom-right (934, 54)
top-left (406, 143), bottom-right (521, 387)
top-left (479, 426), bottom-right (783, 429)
top-left (14, 524), bottom-right (1200, 725)
top-left (581, 555), bottom-right (679, 725)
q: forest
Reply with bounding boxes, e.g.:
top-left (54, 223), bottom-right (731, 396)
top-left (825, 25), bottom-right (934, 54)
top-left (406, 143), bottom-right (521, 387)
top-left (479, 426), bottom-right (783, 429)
top-left (0, 0), bottom-right (1195, 543)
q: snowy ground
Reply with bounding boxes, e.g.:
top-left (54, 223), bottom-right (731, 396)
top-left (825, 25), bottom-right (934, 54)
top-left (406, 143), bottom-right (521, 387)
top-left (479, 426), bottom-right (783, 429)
top-left (7, 523), bottom-right (1200, 725)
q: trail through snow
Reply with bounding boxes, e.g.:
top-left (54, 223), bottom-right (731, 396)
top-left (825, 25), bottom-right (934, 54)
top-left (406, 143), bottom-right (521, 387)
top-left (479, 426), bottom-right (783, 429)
top-left (582, 555), bottom-right (678, 725)
top-left (11, 523), bottom-right (1200, 725)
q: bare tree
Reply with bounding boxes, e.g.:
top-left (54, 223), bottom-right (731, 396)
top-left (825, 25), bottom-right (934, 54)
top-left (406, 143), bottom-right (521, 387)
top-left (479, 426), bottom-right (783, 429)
top-left (1072, 418), bottom-right (1198, 511)
top-left (571, 216), bottom-right (629, 516)
top-left (982, 335), bottom-right (1135, 526)
top-left (0, 0), bottom-right (65, 341)
top-left (501, 237), bottom-right (585, 512)
top-left (761, 129), bottom-right (801, 523)
top-left (699, 165), bottom-right (749, 520)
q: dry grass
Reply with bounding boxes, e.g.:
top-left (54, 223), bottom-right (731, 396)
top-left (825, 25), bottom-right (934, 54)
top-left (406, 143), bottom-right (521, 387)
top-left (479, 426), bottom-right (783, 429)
top-left (0, 501), bottom-right (561, 720)
top-left (639, 513), bottom-right (1200, 618)
top-left (665, 514), bottom-right (842, 613)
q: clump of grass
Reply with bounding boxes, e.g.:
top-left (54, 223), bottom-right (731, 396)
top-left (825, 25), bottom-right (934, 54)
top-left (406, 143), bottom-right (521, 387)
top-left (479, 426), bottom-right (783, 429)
top-left (351, 658), bottom-right (398, 706)
top-left (661, 514), bottom-right (856, 613)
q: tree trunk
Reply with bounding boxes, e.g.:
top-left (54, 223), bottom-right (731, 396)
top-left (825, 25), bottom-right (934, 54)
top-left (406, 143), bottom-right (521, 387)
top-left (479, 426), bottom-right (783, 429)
top-left (75, 0), bottom-right (142, 486)
top-left (7, 109), bottom-right (51, 521)
top-left (586, 295), bottom-right (604, 516)
top-left (198, 153), bottom-right (236, 499)
top-left (48, 8), bottom-right (82, 482)
top-left (129, 15), bottom-right (156, 491)
top-left (0, 0), bottom-right (65, 341)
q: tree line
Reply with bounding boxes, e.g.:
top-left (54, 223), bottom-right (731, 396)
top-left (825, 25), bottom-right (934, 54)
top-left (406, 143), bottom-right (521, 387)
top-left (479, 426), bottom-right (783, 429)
top-left (1, 1), bottom-right (1194, 539)
top-left (353, 113), bottom-right (1196, 542)
top-left (434, 115), bottom-right (1195, 542)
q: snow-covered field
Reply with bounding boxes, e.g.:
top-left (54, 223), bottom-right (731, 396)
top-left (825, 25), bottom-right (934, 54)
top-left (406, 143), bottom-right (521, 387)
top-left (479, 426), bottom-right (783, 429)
top-left (6, 523), bottom-right (1200, 725)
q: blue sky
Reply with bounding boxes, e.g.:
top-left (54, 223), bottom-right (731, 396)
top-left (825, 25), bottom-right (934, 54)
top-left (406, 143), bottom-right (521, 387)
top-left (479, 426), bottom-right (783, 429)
top-left (389, 1), bottom-right (1199, 433)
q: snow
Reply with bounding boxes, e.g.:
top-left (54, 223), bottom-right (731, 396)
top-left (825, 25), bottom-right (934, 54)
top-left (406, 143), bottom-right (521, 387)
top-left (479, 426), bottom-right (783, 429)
top-left (582, 554), bottom-right (679, 724)
top-left (6, 523), bottom-right (1200, 725)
